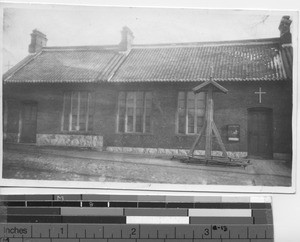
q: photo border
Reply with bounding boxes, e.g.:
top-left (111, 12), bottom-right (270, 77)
top-left (0, 1), bottom-right (298, 194)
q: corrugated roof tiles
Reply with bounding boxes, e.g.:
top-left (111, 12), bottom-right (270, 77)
top-left (5, 49), bottom-right (124, 83)
top-left (4, 39), bottom-right (291, 83)
top-left (111, 43), bottom-right (287, 82)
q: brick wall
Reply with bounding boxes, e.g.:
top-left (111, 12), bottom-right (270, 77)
top-left (101, 81), bottom-right (292, 155)
top-left (3, 80), bottom-right (292, 155)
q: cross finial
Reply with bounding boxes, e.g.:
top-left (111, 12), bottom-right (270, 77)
top-left (5, 61), bottom-right (13, 71)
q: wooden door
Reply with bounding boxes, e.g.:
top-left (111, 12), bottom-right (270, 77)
top-left (20, 102), bottom-right (38, 143)
top-left (248, 108), bottom-right (273, 158)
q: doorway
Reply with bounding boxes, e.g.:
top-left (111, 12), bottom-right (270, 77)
top-left (247, 107), bottom-right (273, 158)
top-left (20, 101), bottom-right (38, 143)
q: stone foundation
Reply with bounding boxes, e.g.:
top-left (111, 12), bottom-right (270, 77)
top-left (37, 134), bottom-right (103, 150)
top-left (4, 133), bottom-right (19, 143)
top-left (106, 146), bottom-right (248, 158)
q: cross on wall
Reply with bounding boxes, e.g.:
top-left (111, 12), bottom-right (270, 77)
top-left (254, 87), bottom-right (266, 103)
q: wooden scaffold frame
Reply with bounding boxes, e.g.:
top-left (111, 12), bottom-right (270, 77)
top-left (172, 74), bottom-right (250, 168)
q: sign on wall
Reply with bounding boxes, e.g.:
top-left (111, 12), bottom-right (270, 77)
top-left (227, 124), bottom-right (240, 142)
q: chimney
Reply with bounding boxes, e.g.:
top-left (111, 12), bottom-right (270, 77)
top-left (119, 26), bottom-right (134, 52)
top-left (278, 16), bottom-right (292, 44)
top-left (28, 29), bottom-right (47, 53)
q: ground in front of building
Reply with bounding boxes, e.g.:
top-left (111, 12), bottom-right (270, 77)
top-left (2, 143), bottom-right (292, 187)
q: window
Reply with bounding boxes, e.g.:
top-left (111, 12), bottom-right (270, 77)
top-left (61, 91), bottom-right (94, 132)
top-left (118, 91), bottom-right (152, 133)
top-left (177, 91), bottom-right (206, 134)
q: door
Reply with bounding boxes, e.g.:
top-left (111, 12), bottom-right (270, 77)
top-left (248, 108), bottom-right (273, 158)
top-left (20, 102), bottom-right (38, 143)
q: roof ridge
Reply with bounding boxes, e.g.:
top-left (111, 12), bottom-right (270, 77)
top-left (133, 39), bottom-right (281, 49)
top-left (193, 37), bottom-right (280, 44)
top-left (41, 37), bottom-right (281, 51)
top-left (43, 45), bottom-right (118, 51)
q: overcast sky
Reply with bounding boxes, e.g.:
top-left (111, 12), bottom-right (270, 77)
top-left (2, 4), bottom-right (297, 71)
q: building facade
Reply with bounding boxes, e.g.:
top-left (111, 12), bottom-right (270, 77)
top-left (3, 17), bottom-right (293, 160)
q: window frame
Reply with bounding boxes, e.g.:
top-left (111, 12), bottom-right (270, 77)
top-left (61, 91), bottom-right (94, 133)
top-left (117, 91), bottom-right (153, 134)
top-left (176, 90), bottom-right (206, 135)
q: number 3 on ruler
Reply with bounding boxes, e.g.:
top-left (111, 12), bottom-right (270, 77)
top-left (204, 228), bottom-right (210, 236)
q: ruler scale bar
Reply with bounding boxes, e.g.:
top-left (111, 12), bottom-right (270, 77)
top-left (0, 195), bottom-right (269, 202)
top-left (2, 215), bottom-right (273, 224)
top-left (0, 195), bottom-right (273, 241)
top-left (4, 208), bottom-right (257, 217)
top-left (0, 201), bottom-right (271, 209)
top-left (0, 202), bottom-right (272, 209)
top-left (1, 209), bottom-right (273, 224)
top-left (0, 224), bottom-right (274, 239)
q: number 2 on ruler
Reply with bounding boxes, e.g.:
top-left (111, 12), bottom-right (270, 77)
top-left (131, 228), bottom-right (136, 236)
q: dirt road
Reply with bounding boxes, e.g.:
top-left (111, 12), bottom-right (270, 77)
top-left (2, 144), bottom-right (292, 186)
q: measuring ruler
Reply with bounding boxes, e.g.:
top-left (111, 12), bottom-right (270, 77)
top-left (0, 195), bottom-right (273, 241)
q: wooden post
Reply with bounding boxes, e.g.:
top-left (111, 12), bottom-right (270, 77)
top-left (212, 121), bottom-right (228, 158)
top-left (190, 78), bottom-right (232, 163)
top-left (189, 120), bottom-right (206, 156)
top-left (205, 86), bottom-right (213, 159)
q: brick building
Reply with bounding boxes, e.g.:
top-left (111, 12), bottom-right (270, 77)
top-left (3, 17), bottom-right (293, 160)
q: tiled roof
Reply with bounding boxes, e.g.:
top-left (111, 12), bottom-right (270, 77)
top-left (4, 38), bottom-right (291, 83)
top-left (4, 48), bottom-right (125, 83)
top-left (111, 41), bottom-right (288, 82)
top-left (3, 54), bottom-right (37, 81)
